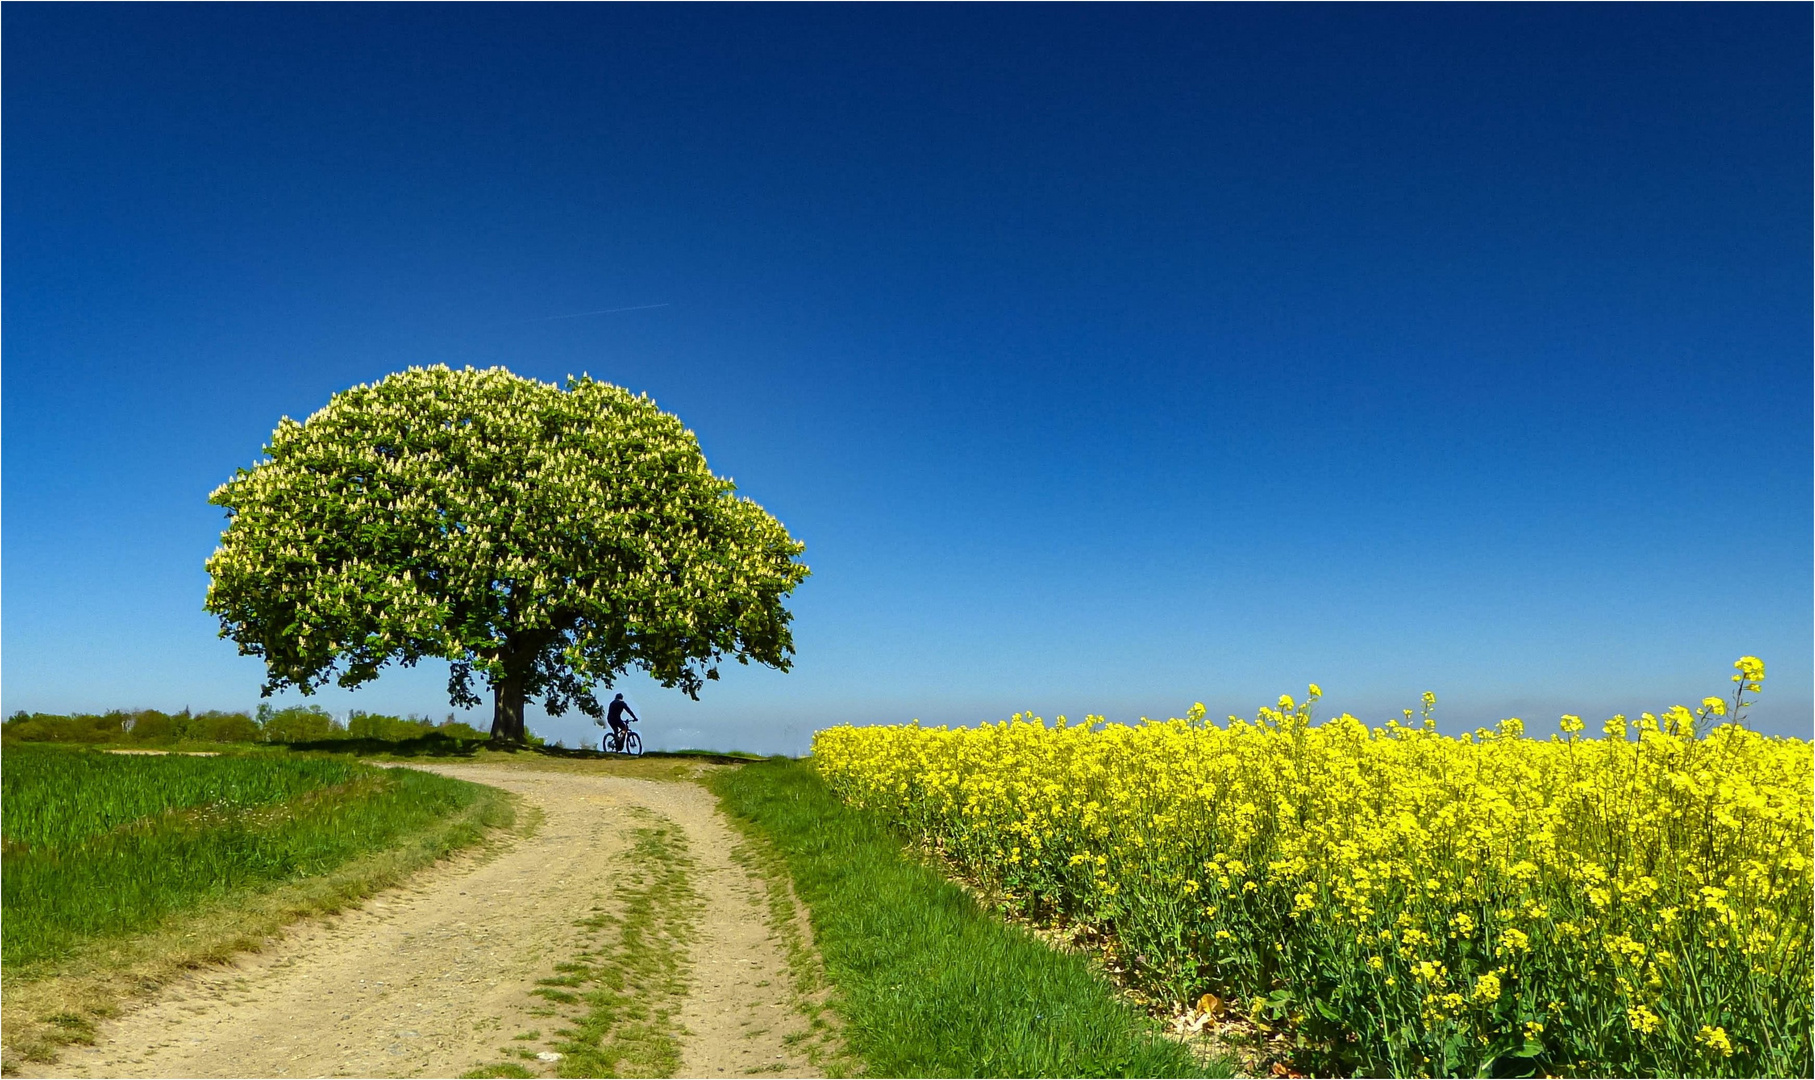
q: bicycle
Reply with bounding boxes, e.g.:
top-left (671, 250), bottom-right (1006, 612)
top-left (600, 721), bottom-right (642, 756)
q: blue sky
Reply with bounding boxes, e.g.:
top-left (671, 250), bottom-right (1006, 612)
top-left (4, 4), bottom-right (1809, 752)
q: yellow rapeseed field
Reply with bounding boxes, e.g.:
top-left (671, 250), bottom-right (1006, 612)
top-left (815, 659), bottom-right (1811, 1077)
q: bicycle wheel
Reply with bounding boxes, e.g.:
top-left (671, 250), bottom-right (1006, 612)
top-left (624, 731), bottom-right (642, 757)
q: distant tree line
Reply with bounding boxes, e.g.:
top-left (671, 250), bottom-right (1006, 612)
top-left (1, 705), bottom-right (488, 745)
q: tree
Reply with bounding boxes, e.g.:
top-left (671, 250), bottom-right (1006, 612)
top-left (206, 365), bottom-right (810, 743)
top-left (254, 704), bottom-right (341, 743)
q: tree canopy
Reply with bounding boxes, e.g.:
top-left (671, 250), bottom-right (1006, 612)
top-left (205, 365), bottom-right (809, 741)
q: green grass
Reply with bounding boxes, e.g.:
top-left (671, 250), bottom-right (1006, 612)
top-left (463, 810), bottom-right (698, 1080)
top-left (2, 747), bottom-right (364, 850)
top-left (1, 744), bottom-right (497, 969)
top-left (706, 758), bottom-right (1226, 1079)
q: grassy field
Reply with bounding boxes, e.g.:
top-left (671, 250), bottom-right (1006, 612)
top-left (1, 744), bottom-right (515, 1065)
top-left (2, 748), bottom-right (365, 856)
top-left (2, 745), bottom-right (506, 969)
top-left (813, 667), bottom-right (1813, 1078)
top-left (708, 757), bottom-right (1225, 1079)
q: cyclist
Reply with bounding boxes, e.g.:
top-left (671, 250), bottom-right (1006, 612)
top-left (598, 693), bottom-right (639, 752)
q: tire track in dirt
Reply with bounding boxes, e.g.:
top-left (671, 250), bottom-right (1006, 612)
top-left (24, 763), bottom-right (818, 1079)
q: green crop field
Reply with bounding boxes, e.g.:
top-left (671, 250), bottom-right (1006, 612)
top-left (2, 745), bottom-right (503, 970)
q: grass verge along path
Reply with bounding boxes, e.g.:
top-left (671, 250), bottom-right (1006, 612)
top-left (1, 745), bottom-right (516, 1069)
top-left (707, 758), bottom-right (1226, 1079)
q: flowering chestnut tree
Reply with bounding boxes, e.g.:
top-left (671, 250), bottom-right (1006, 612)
top-left (205, 365), bottom-right (809, 743)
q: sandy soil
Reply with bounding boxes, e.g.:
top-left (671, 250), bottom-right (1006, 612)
top-left (26, 763), bottom-right (817, 1079)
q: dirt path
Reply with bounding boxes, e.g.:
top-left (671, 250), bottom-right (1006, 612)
top-left (26, 763), bottom-right (819, 1079)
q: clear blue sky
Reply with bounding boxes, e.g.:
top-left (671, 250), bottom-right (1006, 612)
top-left (4, 4), bottom-right (1809, 752)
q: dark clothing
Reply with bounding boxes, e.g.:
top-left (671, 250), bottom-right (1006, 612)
top-left (602, 699), bottom-right (636, 752)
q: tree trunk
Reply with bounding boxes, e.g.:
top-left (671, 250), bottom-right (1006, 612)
top-left (490, 672), bottom-right (527, 743)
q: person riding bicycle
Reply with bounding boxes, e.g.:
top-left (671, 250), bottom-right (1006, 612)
top-left (599, 693), bottom-right (639, 751)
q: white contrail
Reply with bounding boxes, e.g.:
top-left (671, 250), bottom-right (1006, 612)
top-left (532, 303), bottom-right (672, 321)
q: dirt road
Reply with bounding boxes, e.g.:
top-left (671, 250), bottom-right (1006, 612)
top-left (27, 762), bottom-right (820, 1079)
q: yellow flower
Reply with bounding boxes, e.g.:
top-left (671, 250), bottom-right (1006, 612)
top-left (810, 658), bottom-right (1806, 1075)
top-left (1733, 656), bottom-right (1765, 689)
top-left (1471, 973), bottom-right (1501, 1003)
top-left (1697, 1025), bottom-right (1735, 1057)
